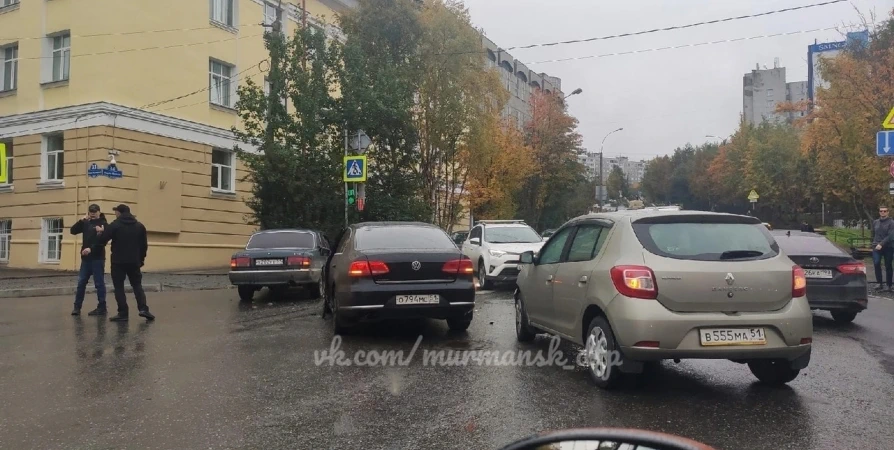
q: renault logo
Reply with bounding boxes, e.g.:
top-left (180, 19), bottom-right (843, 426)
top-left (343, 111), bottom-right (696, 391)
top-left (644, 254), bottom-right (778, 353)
top-left (411, 261), bottom-right (422, 271)
top-left (725, 273), bottom-right (735, 285)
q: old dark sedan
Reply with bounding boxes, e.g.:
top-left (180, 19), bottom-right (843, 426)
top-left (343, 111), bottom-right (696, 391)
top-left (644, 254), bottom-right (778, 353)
top-left (323, 222), bottom-right (476, 333)
top-left (229, 229), bottom-right (331, 302)
top-left (772, 230), bottom-right (868, 323)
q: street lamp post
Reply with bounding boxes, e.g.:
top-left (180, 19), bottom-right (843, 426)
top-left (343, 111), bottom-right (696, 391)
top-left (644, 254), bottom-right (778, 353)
top-left (564, 88), bottom-right (583, 100)
top-left (597, 127), bottom-right (624, 210)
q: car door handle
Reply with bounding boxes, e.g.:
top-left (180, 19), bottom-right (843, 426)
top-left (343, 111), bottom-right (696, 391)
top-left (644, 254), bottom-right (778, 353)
top-left (579, 276), bottom-right (588, 284)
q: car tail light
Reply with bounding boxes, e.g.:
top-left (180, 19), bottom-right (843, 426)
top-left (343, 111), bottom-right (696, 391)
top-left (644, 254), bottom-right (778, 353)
top-left (800, 338), bottom-right (813, 345)
top-left (287, 256), bottom-right (311, 267)
top-left (610, 265), bottom-right (658, 299)
top-left (792, 265), bottom-right (807, 298)
top-left (230, 256), bottom-right (250, 268)
top-left (348, 260), bottom-right (390, 277)
top-left (633, 341), bottom-right (660, 348)
top-left (837, 262), bottom-right (866, 275)
top-left (442, 258), bottom-right (474, 275)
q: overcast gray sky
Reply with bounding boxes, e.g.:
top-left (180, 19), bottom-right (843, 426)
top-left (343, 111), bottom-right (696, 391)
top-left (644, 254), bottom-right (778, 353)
top-left (462, 0), bottom-right (893, 161)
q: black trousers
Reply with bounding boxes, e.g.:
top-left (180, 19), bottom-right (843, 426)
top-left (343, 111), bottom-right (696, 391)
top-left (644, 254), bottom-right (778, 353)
top-left (110, 263), bottom-right (148, 315)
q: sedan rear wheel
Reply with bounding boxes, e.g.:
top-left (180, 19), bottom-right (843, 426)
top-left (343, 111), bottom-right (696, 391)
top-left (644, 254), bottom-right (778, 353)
top-left (515, 292), bottom-right (536, 342)
top-left (237, 286), bottom-right (255, 303)
top-left (748, 359), bottom-right (801, 385)
top-left (585, 316), bottom-right (624, 389)
top-left (447, 313), bottom-right (473, 332)
top-left (831, 310), bottom-right (857, 324)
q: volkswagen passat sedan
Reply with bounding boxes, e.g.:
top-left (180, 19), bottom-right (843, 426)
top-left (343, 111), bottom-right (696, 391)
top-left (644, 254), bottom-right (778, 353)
top-left (323, 222), bottom-right (476, 333)
top-left (515, 210), bottom-right (813, 389)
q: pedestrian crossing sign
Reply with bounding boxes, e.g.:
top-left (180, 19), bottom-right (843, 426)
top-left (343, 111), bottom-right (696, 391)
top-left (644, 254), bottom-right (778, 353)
top-left (344, 155), bottom-right (367, 182)
top-left (0, 142), bottom-right (6, 184)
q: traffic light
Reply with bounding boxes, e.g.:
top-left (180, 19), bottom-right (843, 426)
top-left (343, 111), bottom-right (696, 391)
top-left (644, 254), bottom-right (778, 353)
top-left (347, 188), bottom-right (356, 205)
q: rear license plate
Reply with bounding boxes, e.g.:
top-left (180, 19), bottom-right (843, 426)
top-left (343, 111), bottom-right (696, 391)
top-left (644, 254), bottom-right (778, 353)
top-left (255, 259), bottom-right (284, 266)
top-left (699, 328), bottom-right (766, 346)
top-left (395, 295), bottom-right (440, 305)
top-left (804, 269), bottom-right (833, 279)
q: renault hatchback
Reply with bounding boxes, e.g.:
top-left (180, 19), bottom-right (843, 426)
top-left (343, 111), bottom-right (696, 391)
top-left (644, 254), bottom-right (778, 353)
top-left (514, 210), bottom-right (813, 389)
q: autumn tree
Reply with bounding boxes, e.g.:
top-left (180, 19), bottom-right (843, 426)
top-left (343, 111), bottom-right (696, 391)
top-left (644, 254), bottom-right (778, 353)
top-left (606, 166), bottom-right (629, 201)
top-left (641, 155), bottom-right (673, 204)
top-left (465, 114), bottom-right (534, 220)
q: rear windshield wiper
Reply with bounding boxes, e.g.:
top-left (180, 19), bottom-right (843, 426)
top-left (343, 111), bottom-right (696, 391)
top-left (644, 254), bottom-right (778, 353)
top-left (719, 250), bottom-right (765, 260)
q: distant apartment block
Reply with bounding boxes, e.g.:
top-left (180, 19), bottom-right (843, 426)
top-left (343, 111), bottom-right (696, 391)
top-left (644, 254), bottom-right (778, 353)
top-left (578, 153), bottom-right (646, 185)
top-left (742, 60), bottom-right (809, 126)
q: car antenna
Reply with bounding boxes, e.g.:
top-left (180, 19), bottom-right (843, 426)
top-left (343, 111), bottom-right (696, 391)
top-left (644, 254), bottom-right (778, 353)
top-left (786, 231), bottom-right (791, 237)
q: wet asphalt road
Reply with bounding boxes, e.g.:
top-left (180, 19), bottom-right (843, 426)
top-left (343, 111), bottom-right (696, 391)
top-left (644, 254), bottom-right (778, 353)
top-left (1, 289), bottom-right (893, 450)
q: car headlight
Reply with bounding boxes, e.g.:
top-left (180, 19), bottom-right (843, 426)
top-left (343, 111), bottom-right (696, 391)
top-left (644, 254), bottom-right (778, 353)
top-left (489, 249), bottom-right (506, 258)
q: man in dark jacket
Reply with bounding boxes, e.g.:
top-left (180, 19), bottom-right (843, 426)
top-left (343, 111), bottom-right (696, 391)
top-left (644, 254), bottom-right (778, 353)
top-left (70, 203), bottom-right (109, 316)
top-left (88, 204), bottom-right (155, 321)
top-left (872, 206), bottom-right (894, 291)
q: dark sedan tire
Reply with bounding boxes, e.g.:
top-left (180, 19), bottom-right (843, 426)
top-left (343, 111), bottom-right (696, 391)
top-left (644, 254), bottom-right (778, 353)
top-left (238, 286), bottom-right (255, 302)
top-left (447, 314), bottom-right (473, 332)
top-left (748, 359), bottom-right (801, 385)
top-left (831, 311), bottom-right (858, 323)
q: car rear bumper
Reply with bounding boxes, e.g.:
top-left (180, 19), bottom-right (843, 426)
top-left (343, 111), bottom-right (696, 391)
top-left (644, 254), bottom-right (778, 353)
top-left (229, 268), bottom-right (320, 286)
top-left (806, 284), bottom-right (868, 312)
top-left (607, 295), bottom-right (813, 363)
top-left (337, 281), bottom-right (475, 321)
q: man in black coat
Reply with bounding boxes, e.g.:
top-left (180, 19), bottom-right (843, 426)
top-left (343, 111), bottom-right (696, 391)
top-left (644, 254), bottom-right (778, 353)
top-left (70, 203), bottom-right (109, 316)
top-left (88, 204), bottom-right (155, 322)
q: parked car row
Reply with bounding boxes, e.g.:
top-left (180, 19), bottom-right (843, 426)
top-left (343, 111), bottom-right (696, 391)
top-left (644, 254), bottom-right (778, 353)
top-left (227, 209), bottom-right (868, 390)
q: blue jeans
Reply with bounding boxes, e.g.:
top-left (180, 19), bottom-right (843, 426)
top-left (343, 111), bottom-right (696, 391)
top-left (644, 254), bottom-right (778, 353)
top-left (74, 259), bottom-right (107, 310)
top-left (872, 247), bottom-right (894, 288)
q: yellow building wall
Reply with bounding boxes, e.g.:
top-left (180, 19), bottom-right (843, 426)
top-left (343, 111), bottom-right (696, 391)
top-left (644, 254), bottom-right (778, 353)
top-left (0, 0), bottom-right (338, 129)
top-left (0, 126), bottom-right (256, 272)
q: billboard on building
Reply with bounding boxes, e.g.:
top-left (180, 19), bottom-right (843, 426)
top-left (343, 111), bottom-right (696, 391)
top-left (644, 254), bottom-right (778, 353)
top-left (808, 31), bottom-right (869, 101)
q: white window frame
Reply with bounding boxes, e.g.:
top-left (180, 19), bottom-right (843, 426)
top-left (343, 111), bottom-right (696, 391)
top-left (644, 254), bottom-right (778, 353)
top-left (1, 43), bottom-right (17, 92)
top-left (210, 0), bottom-right (237, 28)
top-left (211, 148), bottom-right (235, 193)
top-left (0, 140), bottom-right (12, 187)
top-left (40, 218), bottom-right (63, 263)
top-left (263, 1), bottom-right (278, 27)
top-left (767, 89), bottom-right (774, 98)
top-left (1, 0), bottom-right (19, 9)
top-left (50, 33), bottom-right (71, 82)
top-left (0, 219), bottom-right (10, 263)
top-left (209, 59), bottom-right (236, 109)
top-left (42, 134), bottom-right (64, 182)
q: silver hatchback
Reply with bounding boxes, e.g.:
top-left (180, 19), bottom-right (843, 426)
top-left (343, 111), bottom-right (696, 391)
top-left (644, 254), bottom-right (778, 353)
top-left (515, 210), bottom-right (813, 389)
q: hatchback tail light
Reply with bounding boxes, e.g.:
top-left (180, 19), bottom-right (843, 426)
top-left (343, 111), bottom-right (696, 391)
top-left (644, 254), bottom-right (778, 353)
top-left (442, 258), bottom-right (474, 275)
top-left (610, 265), bottom-right (658, 299)
top-left (230, 256), bottom-right (250, 268)
top-left (792, 265), bottom-right (807, 298)
top-left (287, 256), bottom-right (311, 267)
top-left (348, 260), bottom-right (390, 277)
top-left (837, 262), bottom-right (866, 275)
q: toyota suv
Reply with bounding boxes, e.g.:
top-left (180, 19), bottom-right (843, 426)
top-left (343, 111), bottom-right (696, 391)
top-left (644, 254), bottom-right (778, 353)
top-left (514, 210), bottom-right (813, 389)
top-left (462, 220), bottom-right (545, 290)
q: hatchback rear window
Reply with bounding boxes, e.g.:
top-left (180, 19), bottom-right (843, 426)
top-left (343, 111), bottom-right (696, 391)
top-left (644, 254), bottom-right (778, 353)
top-left (247, 232), bottom-right (314, 249)
top-left (356, 226), bottom-right (456, 250)
top-left (632, 218), bottom-right (778, 261)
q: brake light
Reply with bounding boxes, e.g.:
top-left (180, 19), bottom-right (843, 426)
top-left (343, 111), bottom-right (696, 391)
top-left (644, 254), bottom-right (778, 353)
top-left (792, 265), bottom-right (807, 297)
top-left (610, 265), bottom-right (658, 299)
top-left (442, 258), bottom-right (474, 275)
top-left (348, 260), bottom-right (390, 277)
top-left (230, 256), bottom-right (250, 268)
top-left (287, 256), bottom-right (311, 267)
top-left (837, 262), bottom-right (866, 275)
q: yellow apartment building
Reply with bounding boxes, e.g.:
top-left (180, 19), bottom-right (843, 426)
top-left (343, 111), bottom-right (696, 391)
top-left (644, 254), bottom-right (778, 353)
top-left (0, 0), bottom-right (354, 272)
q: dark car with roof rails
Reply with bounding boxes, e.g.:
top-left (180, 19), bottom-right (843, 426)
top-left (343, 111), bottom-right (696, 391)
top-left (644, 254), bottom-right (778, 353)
top-left (771, 229), bottom-right (868, 323)
top-left (229, 228), bottom-right (332, 302)
top-left (323, 221), bottom-right (476, 333)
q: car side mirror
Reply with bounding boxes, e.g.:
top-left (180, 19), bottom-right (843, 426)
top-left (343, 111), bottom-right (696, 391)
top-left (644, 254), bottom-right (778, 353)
top-left (520, 251), bottom-right (534, 264)
top-left (469, 237), bottom-right (481, 246)
top-left (321, 248), bottom-right (331, 256)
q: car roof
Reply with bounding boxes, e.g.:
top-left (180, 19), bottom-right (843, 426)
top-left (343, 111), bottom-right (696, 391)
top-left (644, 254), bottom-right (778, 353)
top-left (572, 209), bottom-right (756, 223)
top-left (354, 221), bottom-right (439, 229)
top-left (253, 228), bottom-right (316, 234)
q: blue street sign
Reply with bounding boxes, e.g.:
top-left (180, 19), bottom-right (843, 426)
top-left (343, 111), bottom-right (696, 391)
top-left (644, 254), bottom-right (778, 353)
top-left (88, 162), bottom-right (124, 178)
top-left (87, 163), bottom-right (103, 178)
top-left (878, 131), bottom-right (894, 156)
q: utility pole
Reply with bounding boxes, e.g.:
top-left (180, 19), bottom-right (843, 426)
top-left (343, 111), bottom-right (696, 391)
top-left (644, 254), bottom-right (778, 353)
top-left (263, 1), bottom-right (284, 147)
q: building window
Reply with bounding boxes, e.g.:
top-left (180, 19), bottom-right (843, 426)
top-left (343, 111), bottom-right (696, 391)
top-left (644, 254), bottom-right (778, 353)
top-left (50, 34), bottom-right (71, 82)
top-left (1, 0), bottom-right (19, 8)
top-left (263, 1), bottom-right (278, 26)
top-left (1, 141), bottom-right (12, 186)
top-left (40, 218), bottom-right (63, 263)
top-left (211, 149), bottom-right (234, 192)
top-left (263, 77), bottom-right (287, 111)
top-left (1, 44), bottom-right (17, 92)
top-left (767, 99), bottom-right (775, 109)
top-left (209, 60), bottom-right (234, 108)
top-left (42, 134), bottom-right (64, 182)
top-left (211, 0), bottom-right (235, 27)
top-left (767, 89), bottom-right (774, 97)
top-left (0, 219), bottom-right (9, 263)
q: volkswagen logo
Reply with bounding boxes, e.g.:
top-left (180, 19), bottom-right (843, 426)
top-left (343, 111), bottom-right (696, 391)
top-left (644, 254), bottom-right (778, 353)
top-left (725, 273), bottom-right (735, 286)
top-left (809, 257), bottom-right (820, 264)
top-left (411, 261), bottom-right (422, 271)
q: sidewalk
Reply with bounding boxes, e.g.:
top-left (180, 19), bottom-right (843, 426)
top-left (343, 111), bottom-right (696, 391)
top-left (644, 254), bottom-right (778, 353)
top-left (0, 267), bottom-right (232, 299)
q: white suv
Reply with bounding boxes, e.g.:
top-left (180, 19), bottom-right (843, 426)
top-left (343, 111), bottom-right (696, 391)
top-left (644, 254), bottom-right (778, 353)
top-left (462, 220), bottom-right (545, 289)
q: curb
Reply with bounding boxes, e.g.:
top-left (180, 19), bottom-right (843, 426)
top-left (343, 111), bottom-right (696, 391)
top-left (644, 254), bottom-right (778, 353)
top-left (0, 284), bottom-right (235, 299)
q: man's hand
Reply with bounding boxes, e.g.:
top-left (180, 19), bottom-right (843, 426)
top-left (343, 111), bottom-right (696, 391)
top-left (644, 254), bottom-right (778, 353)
top-left (81, 248), bottom-right (91, 256)
top-left (95, 225), bottom-right (104, 234)
top-left (82, 214), bottom-right (90, 221)
top-left (877, 244), bottom-right (883, 250)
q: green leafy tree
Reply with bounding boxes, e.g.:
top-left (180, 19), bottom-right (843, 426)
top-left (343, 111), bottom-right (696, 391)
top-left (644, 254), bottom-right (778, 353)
top-left (606, 166), bottom-right (628, 201)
